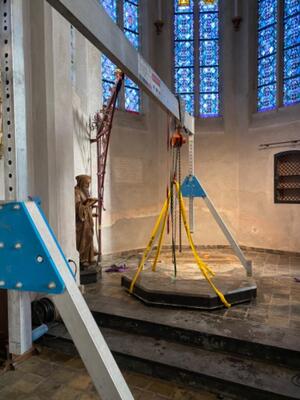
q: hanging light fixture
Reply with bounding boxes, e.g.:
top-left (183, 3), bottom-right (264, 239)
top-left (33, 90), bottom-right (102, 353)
top-left (178, 0), bottom-right (190, 7)
top-left (154, 0), bottom-right (164, 35)
top-left (178, 0), bottom-right (216, 6)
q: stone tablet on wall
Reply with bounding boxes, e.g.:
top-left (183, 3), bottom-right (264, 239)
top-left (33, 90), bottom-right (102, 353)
top-left (113, 157), bottom-right (143, 184)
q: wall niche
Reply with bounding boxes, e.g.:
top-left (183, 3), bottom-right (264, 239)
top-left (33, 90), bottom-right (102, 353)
top-left (274, 151), bottom-right (300, 204)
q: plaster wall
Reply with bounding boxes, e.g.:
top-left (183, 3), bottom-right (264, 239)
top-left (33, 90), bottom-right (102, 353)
top-left (33, 0), bottom-right (170, 257)
top-left (98, 0), bottom-right (166, 255)
top-left (72, 29), bottom-right (99, 186)
top-left (154, 0), bottom-right (300, 253)
top-left (238, 118), bottom-right (300, 252)
top-left (29, 1), bottom-right (77, 264)
top-left (27, 0), bottom-right (165, 259)
top-left (153, 0), bottom-right (239, 249)
top-left (24, 0), bottom-right (300, 259)
top-left (235, 0), bottom-right (300, 253)
top-left (101, 110), bottom-right (161, 254)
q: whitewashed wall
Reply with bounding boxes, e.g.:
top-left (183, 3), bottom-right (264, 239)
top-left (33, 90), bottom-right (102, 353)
top-left (156, 0), bottom-right (300, 253)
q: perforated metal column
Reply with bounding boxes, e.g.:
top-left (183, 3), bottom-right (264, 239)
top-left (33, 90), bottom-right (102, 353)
top-left (1, 0), bottom-right (17, 200)
top-left (0, 0), bottom-right (32, 355)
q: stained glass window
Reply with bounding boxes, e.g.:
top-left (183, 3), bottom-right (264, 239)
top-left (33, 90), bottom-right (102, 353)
top-left (100, 0), bottom-right (117, 106)
top-left (123, 0), bottom-right (140, 112)
top-left (283, 0), bottom-right (300, 106)
top-left (101, 0), bottom-right (117, 21)
top-left (199, 0), bottom-right (219, 117)
top-left (100, 0), bottom-right (140, 112)
top-left (173, 0), bottom-right (220, 117)
top-left (257, 0), bottom-right (300, 111)
top-left (174, 0), bottom-right (195, 115)
top-left (257, 0), bottom-right (278, 112)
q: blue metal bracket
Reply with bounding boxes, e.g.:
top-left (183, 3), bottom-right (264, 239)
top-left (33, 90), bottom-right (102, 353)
top-left (181, 175), bottom-right (206, 198)
top-left (0, 201), bottom-right (71, 294)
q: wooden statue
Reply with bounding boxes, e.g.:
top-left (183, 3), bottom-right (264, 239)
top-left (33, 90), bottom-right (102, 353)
top-left (74, 175), bottom-right (97, 268)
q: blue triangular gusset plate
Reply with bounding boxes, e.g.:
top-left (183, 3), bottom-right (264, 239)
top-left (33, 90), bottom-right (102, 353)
top-left (0, 201), bottom-right (68, 294)
top-left (181, 175), bottom-right (206, 198)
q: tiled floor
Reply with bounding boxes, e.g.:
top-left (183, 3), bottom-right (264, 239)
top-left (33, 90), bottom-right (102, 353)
top-left (0, 348), bottom-right (222, 400)
top-left (0, 247), bottom-right (299, 400)
top-left (95, 247), bottom-right (300, 334)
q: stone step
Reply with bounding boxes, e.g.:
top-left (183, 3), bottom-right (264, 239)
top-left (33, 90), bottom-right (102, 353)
top-left (42, 324), bottom-right (300, 400)
top-left (90, 308), bottom-right (300, 370)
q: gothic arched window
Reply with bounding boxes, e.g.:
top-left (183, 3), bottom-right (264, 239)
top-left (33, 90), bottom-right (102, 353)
top-left (257, 0), bottom-right (300, 112)
top-left (173, 0), bottom-right (220, 118)
top-left (283, 0), bottom-right (300, 106)
top-left (100, 0), bottom-right (140, 113)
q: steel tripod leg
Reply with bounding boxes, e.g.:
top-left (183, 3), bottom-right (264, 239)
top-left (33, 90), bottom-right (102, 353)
top-left (52, 280), bottom-right (133, 400)
top-left (25, 202), bottom-right (133, 400)
top-left (203, 196), bottom-right (252, 277)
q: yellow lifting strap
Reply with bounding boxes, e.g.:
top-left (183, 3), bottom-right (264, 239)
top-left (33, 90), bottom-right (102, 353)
top-left (152, 196), bottom-right (170, 272)
top-left (174, 181), bottom-right (214, 278)
top-left (129, 182), bottom-right (231, 308)
top-left (174, 181), bottom-right (231, 308)
top-left (152, 184), bottom-right (214, 279)
top-left (129, 195), bottom-right (170, 293)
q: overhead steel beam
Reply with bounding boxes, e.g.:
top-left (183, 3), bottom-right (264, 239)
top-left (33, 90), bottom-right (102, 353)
top-left (45, 0), bottom-right (195, 134)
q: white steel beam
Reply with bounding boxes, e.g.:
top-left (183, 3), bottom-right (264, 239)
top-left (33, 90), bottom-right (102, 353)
top-left (203, 196), bottom-right (252, 276)
top-left (188, 133), bottom-right (195, 232)
top-left (45, 0), bottom-right (195, 134)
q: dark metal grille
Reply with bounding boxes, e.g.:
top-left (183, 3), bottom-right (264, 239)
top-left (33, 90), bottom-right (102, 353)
top-left (275, 151), bottom-right (300, 203)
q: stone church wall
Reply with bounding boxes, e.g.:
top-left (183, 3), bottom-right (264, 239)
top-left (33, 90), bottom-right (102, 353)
top-left (155, 0), bottom-right (300, 253)
top-left (7, 0), bottom-right (298, 261)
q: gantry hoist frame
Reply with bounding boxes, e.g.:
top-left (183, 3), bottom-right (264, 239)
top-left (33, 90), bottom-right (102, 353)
top-left (45, 0), bottom-right (252, 276)
top-left (0, 0), bottom-right (252, 399)
top-left (46, 0), bottom-right (195, 133)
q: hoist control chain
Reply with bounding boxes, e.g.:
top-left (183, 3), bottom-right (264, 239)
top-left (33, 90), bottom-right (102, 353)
top-left (178, 146), bottom-right (182, 253)
top-left (170, 147), bottom-right (177, 277)
top-left (169, 127), bottom-right (185, 277)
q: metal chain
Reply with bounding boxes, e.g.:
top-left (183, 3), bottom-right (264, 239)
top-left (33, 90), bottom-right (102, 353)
top-left (170, 147), bottom-right (178, 277)
top-left (173, 147), bottom-right (179, 247)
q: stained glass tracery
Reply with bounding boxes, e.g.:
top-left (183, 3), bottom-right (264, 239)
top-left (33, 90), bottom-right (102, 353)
top-left (257, 0), bottom-right (278, 112)
top-left (257, 0), bottom-right (300, 111)
top-left (173, 0), bottom-right (219, 117)
top-left (199, 0), bottom-right (219, 117)
top-left (174, 0), bottom-right (195, 115)
top-left (100, 0), bottom-right (140, 112)
top-left (100, 0), bottom-right (117, 106)
top-left (123, 0), bottom-right (140, 112)
top-left (283, 0), bottom-right (300, 106)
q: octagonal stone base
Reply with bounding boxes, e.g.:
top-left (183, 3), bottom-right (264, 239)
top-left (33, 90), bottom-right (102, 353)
top-left (121, 271), bottom-right (257, 310)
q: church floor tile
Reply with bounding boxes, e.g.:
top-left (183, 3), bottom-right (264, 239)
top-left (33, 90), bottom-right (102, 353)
top-left (86, 248), bottom-right (300, 339)
top-left (0, 349), bottom-right (224, 400)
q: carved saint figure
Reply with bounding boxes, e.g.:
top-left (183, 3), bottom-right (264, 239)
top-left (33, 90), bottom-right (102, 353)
top-left (74, 175), bottom-right (97, 268)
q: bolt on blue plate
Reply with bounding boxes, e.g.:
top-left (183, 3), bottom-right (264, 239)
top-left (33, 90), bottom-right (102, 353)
top-left (0, 201), bottom-right (68, 294)
top-left (181, 175), bottom-right (206, 198)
